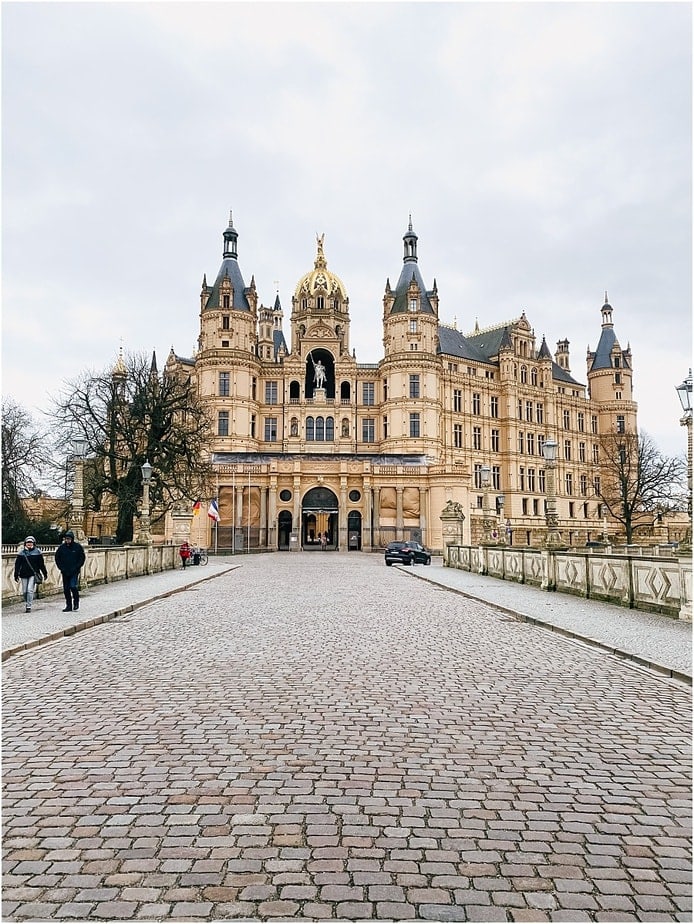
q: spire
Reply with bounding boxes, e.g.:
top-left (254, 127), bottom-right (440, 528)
top-left (601, 292), bottom-right (614, 327)
top-left (403, 216), bottom-right (418, 263)
top-left (112, 345), bottom-right (127, 380)
top-left (150, 351), bottom-right (158, 375)
top-left (222, 210), bottom-right (238, 260)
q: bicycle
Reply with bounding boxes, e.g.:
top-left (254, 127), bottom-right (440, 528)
top-left (191, 547), bottom-right (208, 566)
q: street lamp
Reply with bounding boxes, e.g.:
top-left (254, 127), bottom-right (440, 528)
top-left (480, 464), bottom-right (497, 545)
top-left (69, 437), bottom-right (87, 542)
top-left (676, 369), bottom-right (692, 552)
top-left (135, 459), bottom-right (153, 545)
top-left (542, 438), bottom-right (565, 549)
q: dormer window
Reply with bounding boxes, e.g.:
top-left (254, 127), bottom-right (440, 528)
top-left (409, 298), bottom-right (418, 312)
top-left (317, 296), bottom-right (324, 310)
top-left (222, 315), bottom-right (230, 330)
top-left (614, 355), bottom-right (621, 368)
top-left (223, 294), bottom-right (230, 310)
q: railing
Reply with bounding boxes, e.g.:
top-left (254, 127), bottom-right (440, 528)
top-left (443, 543), bottom-right (692, 620)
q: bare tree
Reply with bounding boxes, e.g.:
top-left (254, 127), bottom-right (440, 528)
top-left (594, 429), bottom-right (686, 543)
top-left (1, 398), bottom-right (61, 542)
top-left (51, 352), bottom-right (213, 543)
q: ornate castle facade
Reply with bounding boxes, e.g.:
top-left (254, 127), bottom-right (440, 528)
top-left (165, 214), bottom-right (637, 552)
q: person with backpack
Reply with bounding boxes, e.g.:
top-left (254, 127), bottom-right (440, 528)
top-left (55, 530), bottom-right (86, 612)
top-left (13, 536), bottom-right (49, 613)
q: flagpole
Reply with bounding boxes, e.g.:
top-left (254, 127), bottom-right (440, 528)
top-left (215, 470), bottom-right (219, 556)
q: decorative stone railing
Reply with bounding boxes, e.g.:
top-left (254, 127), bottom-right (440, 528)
top-left (2, 544), bottom-right (179, 605)
top-left (443, 543), bottom-right (692, 621)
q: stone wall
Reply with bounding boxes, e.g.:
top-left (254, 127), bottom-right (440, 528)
top-left (3, 544), bottom-right (179, 605)
top-left (444, 544), bottom-right (692, 621)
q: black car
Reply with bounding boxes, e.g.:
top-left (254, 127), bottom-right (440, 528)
top-left (384, 540), bottom-right (432, 566)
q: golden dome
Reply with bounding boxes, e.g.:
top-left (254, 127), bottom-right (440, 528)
top-left (294, 234), bottom-right (348, 301)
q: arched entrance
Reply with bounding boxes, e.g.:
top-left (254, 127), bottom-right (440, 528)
top-left (347, 510), bottom-right (362, 550)
top-left (278, 511), bottom-right (292, 550)
top-left (302, 486), bottom-right (339, 550)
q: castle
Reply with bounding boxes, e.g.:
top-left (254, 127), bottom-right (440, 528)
top-left (165, 214), bottom-right (637, 552)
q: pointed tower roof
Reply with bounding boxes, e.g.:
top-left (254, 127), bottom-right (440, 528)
top-left (204, 212), bottom-right (251, 312)
top-left (112, 345), bottom-right (127, 380)
top-left (538, 336), bottom-right (552, 359)
top-left (389, 217), bottom-right (436, 315)
top-left (150, 351), bottom-right (158, 375)
top-left (589, 293), bottom-right (629, 371)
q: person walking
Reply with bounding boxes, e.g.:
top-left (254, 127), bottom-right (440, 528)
top-left (55, 530), bottom-right (86, 612)
top-left (13, 536), bottom-right (48, 613)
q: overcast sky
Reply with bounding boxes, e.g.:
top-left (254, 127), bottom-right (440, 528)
top-left (3, 2), bottom-right (691, 457)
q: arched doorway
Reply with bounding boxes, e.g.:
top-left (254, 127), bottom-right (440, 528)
top-left (278, 511), bottom-right (292, 550)
top-left (302, 486), bottom-right (339, 550)
top-left (347, 510), bottom-right (362, 550)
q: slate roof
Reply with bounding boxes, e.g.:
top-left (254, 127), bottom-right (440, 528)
top-left (590, 323), bottom-right (630, 371)
top-left (437, 326), bottom-right (492, 364)
top-left (204, 258), bottom-right (251, 312)
top-left (390, 262), bottom-right (436, 315)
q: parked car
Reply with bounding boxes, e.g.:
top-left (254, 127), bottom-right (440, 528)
top-left (384, 540), bottom-right (432, 566)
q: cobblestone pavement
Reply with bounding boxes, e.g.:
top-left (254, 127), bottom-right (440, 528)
top-left (2, 553), bottom-right (691, 922)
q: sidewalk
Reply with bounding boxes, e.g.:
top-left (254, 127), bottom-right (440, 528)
top-left (1, 560), bottom-right (236, 660)
top-left (409, 560), bottom-right (692, 683)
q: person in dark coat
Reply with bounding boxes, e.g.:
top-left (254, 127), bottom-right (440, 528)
top-left (13, 536), bottom-right (48, 613)
top-left (55, 530), bottom-right (86, 612)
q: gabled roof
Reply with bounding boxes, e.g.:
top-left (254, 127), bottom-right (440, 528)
top-left (437, 325), bottom-right (492, 364)
top-left (465, 324), bottom-right (514, 361)
top-left (273, 328), bottom-right (289, 357)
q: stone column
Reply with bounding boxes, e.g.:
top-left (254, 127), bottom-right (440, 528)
top-left (339, 477), bottom-right (348, 551)
top-left (396, 486), bottom-right (404, 540)
top-left (439, 501), bottom-right (465, 567)
top-left (260, 487), bottom-right (267, 548)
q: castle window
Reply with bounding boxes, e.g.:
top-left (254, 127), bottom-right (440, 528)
top-left (518, 432), bottom-right (524, 454)
top-left (473, 426), bottom-right (482, 450)
top-left (252, 377), bottom-right (257, 400)
top-left (453, 389), bottom-right (462, 413)
top-left (326, 417), bottom-right (336, 440)
top-left (306, 417), bottom-right (315, 440)
top-left (577, 412), bottom-right (585, 432)
top-left (538, 434), bottom-right (545, 456)
top-left (615, 391), bottom-right (622, 399)
top-left (520, 366), bottom-right (528, 384)
top-left (579, 442), bottom-right (586, 463)
top-left (614, 355), bottom-right (621, 368)
top-left (491, 429), bottom-right (500, 452)
top-left (222, 315), bottom-right (230, 330)
top-left (217, 411), bottom-right (229, 437)
top-left (219, 372), bottom-right (230, 396)
top-left (591, 415), bottom-right (598, 434)
top-left (265, 381), bottom-right (278, 404)
top-left (564, 439), bottom-right (571, 461)
top-left (527, 433), bottom-right (535, 455)
top-left (528, 468), bottom-right (536, 492)
top-left (473, 464), bottom-right (483, 489)
top-left (525, 401), bottom-right (533, 421)
top-left (539, 469), bottom-right (546, 493)
top-left (362, 382), bottom-right (375, 405)
top-left (250, 414), bottom-right (256, 438)
top-left (317, 296), bottom-right (324, 310)
top-left (531, 368), bottom-right (538, 386)
top-left (454, 424), bottom-right (463, 448)
top-left (492, 466), bottom-right (501, 490)
top-left (569, 501), bottom-right (575, 517)
top-left (491, 396), bottom-right (499, 418)
top-left (409, 342), bottom-right (418, 351)
top-left (221, 340), bottom-right (229, 348)
top-left (409, 413), bottom-right (420, 438)
top-left (536, 403), bottom-right (544, 423)
top-left (565, 473), bottom-right (573, 495)
top-left (593, 444), bottom-right (599, 463)
top-left (410, 319), bottom-right (418, 333)
top-left (617, 415), bottom-right (625, 434)
top-left (264, 417), bottom-right (278, 441)
top-left (409, 375), bottom-right (420, 399)
top-left (518, 400), bottom-right (523, 420)
top-left (533, 498), bottom-right (540, 515)
top-left (383, 380), bottom-right (388, 400)
top-left (580, 474), bottom-right (588, 496)
top-left (615, 372), bottom-right (622, 385)
top-left (223, 294), bottom-right (230, 310)
top-left (563, 410), bottom-right (570, 429)
top-left (362, 418), bottom-right (375, 443)
top-left (409, 297), bottom-right (417, 312)
top-left (519, 468), bottom-right (525, 490)
top-left (473, 393), bottom-right (481, 415)
top-left (315, 416), bottom-right (325, 440)
top-left (383, 416), bottom-right (388, 438)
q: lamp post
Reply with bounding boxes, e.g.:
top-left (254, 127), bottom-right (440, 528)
top-left (69, 437), bottom-right (87, 542)
top-left (135, 459), bottom-right (153, 545)
top-left (676, 369), bottom-right (692, 552)
top-left (480, 464), bottom-right (497, 545)
top-left (542, 438), bottom-right (565, 549)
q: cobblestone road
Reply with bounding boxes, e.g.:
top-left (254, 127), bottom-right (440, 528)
top-left (3, 553), bottom-right (691, 922)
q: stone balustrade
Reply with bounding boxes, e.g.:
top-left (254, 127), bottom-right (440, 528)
top-left (2, 544), bottom-right (179, 605)
top-left (444, 543), bottom-right (692, 621)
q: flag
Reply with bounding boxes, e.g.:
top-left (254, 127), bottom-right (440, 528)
top-left (192, 500), bottom-right (202, 515)
top-left (208, 499), bottom-right (220, 522)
